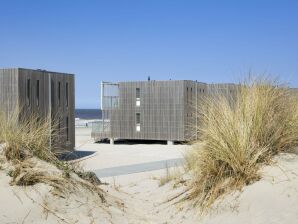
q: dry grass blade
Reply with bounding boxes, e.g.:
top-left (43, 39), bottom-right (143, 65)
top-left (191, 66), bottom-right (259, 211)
top-left (9, 160), bottom-right (70, 192)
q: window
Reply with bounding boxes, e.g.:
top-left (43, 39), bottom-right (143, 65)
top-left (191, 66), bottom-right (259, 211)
top-left (136, 88), bottom-right (140, 106)
top-left (26, 79), bottom-right (31, 106)
top-left (58, 82), bottom-right (61, 107)
top-left (36, 80), bottom-right (40, 106)
top-left (51, 79), bottom-right (55, 107)
top-left (66, 82), bottom-right (69, 107)
top-left (136, 113), bottom-right (141, 132)
top-left (187, 87), bottom-right (189, 103)
top-left (66, 116), bottom-right (69, 141)
top-left (136, 113), bottom-right (140, 124)
top-left (136, 88), bottom-right (140, 98)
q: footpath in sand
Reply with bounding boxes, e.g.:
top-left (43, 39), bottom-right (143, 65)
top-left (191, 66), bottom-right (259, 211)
top-left (75, 127), bottom-right (198, 223)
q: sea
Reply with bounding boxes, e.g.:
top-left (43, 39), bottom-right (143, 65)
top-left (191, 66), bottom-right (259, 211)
top-left (75, 109), bottom-right (102, 120)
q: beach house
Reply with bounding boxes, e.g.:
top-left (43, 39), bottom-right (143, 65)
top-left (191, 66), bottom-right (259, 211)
top-left (91, 80), bottom-right (237, 144)
top-left (0, 68), bottom-right (75, 151)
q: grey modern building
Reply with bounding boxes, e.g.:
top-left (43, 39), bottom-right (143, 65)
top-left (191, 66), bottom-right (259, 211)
top-left (91, 80), bottom-right (237, 144)
top-left (0, 68), bottom-right (75, 151)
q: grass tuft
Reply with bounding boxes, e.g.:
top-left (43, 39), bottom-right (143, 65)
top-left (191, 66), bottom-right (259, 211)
top-left (0, 109), bottom-right (104, 199)
top-left (0, 111), bottom-right (57, 163)
top-left (159, 164), bottom-right (182, 187)
top-left (187, 78), bottom-right (298, 211)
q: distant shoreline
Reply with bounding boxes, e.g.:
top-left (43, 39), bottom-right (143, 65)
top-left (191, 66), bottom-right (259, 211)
top-left (75, 109), bottom-right (102, 120)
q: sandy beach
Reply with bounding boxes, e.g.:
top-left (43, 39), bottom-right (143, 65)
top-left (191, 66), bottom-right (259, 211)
top-left (77, 127), bottom-right (298, 223)
top-left (1, 126), bottom-right (298, 223)
top-left (75, 126), bottom-right (189, 183)
top-left (75, 127), bottom-right (298, 224)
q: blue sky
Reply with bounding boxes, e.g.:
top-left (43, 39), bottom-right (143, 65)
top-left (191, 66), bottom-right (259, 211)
top-left (0, 0), bottom-right (297, 108)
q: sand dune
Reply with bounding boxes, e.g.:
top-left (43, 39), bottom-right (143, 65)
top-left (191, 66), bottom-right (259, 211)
top-left (1, 152), bottom-right (298, 223)
top-left (1, 127), bottom-right (298, 223)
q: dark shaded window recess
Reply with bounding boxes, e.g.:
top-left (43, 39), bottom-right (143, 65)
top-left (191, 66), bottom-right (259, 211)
top-left (27, 79), bottom-right (31, 106)
top-left (58, 82), bottom-right (61, 107)
top-left (136, 113), bottom-right (141, 125)
top-left (36, 80), bottom-right (40, 106)
top-left (66, 82), bottom-right (69, 107)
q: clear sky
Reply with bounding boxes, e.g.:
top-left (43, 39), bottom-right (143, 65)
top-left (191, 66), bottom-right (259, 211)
top-left (0, 0), bottom-right (297, 108)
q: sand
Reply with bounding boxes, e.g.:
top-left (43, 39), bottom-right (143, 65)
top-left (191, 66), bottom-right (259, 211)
top-left (75, 127), bottom-right (189, 171)
top-left (1, 127), bottom-right (298, 223)
top-left (0, 159), bottom-right (128, 224)
top-left (199, 153), bottom-right (298, 224)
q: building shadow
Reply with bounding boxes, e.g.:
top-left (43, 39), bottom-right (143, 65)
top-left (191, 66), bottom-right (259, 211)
top-left (95, 139), bottom-right (187, 145)
top-left (57, 150), bottom-right (96, 161)
top-left (96, 139), bottom-right (166, 145)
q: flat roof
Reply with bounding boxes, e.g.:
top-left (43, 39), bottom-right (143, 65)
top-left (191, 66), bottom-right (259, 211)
top-left (0, 67), bottom-right (74, 76)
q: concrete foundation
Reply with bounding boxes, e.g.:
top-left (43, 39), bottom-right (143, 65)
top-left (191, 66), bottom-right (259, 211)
top-left (167, 140), bottom-right (174, 145)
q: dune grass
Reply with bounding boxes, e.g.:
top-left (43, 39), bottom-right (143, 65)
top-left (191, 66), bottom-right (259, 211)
top-left (187, 78), bottom-right (298, 211)
top-left (0, 111), bottom-right (57, 162)
top-left (159, 164), bottom-right (183, 187)
top-left (0, 110), bottom-right (103, 198)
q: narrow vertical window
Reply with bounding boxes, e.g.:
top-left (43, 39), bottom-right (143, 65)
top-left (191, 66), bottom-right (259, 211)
top-left (136, 88), bottom-right (140, 98)
top-left (186, 87), bottom-right (189, 104)
top-left (136, 88), bottom-right (140, 106)
top-left (36, 80), bottom-right (40, 106)
top-left (51, 79), bottom-right (55, 107)
top-left (27, 79), bottom-right (31, 106)
top-left (66, 82), bottom-right (69, 107)
top-left (66, 116), bottom-right (69, 141)
top-left (136, 113), bottom-right (141, 124)
top-left (58, 82), bottom-right (61, 107)
top-left (136, 113), bottom-right (141, 132)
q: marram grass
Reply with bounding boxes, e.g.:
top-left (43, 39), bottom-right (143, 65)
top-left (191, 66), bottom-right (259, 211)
top-left (187, 78), bottom-right (298, 211)
top-left (0, 110), bottom-right (102, 196)
top-left (0, 111), bottom-right (57, 162)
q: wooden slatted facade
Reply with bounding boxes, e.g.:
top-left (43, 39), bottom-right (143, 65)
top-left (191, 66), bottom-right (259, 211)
top-left (92, 80), bottom-right (238, 143)
top-left (0, 68), bottom-right (75, 151)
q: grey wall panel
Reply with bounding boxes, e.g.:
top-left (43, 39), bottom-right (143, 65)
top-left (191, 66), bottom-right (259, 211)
top-left (108, 80), bottom-right (185, 141)
top-left (0, 68), bottom-right (19, 115)
top-left (184, 81), bottom-right (208, 140)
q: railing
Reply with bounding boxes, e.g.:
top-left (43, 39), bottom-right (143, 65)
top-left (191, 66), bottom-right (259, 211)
top-left (91, 120), bottom-right (111, 134)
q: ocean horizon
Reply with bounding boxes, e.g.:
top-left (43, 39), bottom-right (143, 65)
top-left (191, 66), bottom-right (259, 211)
top-left (75, 109), bottom-right (102, 120)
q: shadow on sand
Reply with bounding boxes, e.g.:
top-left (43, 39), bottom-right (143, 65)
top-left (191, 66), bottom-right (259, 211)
top-left (96, 139), bottom-right (186, 145)
top-left (58, 150), bottom-right (96, 161)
